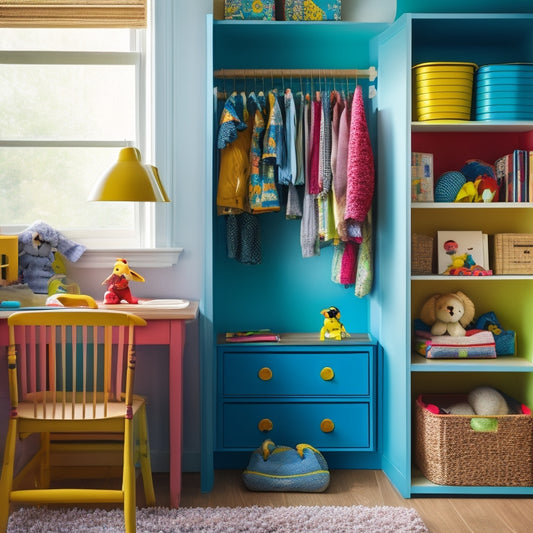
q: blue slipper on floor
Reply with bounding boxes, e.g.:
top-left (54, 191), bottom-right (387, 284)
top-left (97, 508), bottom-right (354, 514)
top-left (242, 439), bottom-right (330, 492)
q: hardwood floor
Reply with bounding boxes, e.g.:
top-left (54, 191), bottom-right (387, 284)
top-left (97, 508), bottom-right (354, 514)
top-left (13, 468), bottom-right (533, 532)
top-left (167, 469), bottom-right (533, 533)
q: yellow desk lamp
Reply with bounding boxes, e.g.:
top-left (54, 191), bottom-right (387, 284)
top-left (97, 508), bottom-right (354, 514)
top-left (88, 146), bottom-right (170, 202)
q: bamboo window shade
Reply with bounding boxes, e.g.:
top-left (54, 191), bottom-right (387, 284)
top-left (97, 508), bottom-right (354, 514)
top-left (0, 0), bottom-right (147, 28)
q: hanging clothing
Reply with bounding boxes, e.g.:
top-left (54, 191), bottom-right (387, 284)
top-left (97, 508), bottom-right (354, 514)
top-left (278, 88), bottom-right (296, 186)
top-left (226, 212), bottom-right (262, 265)
top-left (294, 91), bottom-right (305, 187)
top-left (345, 85), bottom-right (375, 243)
top-left (248, 90), bottom-right (280, 213)
top-left (330, 91), bottom-right (344, 189)
top-left (318, 90), bottom-right (333, 195)
top-left (248, 91), bottom-right (279, 214)
top-left (333, 93), bottom-right (350, 241)
top-left (216, 92), bottom-right (252, 215)
top-left (308, 94), bottom-right (322, 195)
top-left (355, 208), bottom-right (374, 297)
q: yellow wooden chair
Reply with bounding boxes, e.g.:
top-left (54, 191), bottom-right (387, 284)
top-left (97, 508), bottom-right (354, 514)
top-left (0, 309), bottom-right (156, 533)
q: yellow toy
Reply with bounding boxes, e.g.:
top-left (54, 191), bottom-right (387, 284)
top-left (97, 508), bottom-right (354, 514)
top-left (103, 257), bottom-right (145, 304)
top-left (47, 252), bottom-right (81, 296)
top-left (320, 306), bottom-right (350, 341)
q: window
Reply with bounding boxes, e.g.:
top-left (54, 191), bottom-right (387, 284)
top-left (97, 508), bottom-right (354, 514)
top-left (0, 4), bottom-right (157, 249)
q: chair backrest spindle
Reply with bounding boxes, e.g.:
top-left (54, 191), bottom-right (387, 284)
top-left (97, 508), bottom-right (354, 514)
top-left (7, 310), bottom-right (146, 423)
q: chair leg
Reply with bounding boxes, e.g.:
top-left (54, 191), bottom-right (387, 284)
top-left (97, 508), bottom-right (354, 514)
top-left (40, 432), bottom-right (51, 489)
top-left (137, 404), bottom-right (155, 506)
top-left (123, 419), bottom-right (136, 533)
top-left (0, 419), bottom-right (18, 533)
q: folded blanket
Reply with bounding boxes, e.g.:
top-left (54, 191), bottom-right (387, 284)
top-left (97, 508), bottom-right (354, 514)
top-left (414, 330), bottom-right (496, 359)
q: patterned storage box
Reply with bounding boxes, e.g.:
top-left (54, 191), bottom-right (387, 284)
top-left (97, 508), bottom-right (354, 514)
top-left (225, 0), bottom-right (275, 20)
top-left (493, 233), bottom-right (533, 274)
top-left (414, 394), bottom-right (533, 486)
top-left (281, 0), bottom-right (342, 21)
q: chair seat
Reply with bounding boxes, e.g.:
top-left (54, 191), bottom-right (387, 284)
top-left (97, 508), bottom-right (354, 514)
top-left (17, 394), bottom-right (146, 421)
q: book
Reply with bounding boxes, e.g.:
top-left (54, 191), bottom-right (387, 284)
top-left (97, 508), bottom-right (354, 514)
top-left (495, 150), bottom-right (529, 202)
top-left (411, 152), bottom-right (434, 202)
top-left (225, 329), bottom-right (280, 342)
top-left (437, 230), bottom-right (487, 274)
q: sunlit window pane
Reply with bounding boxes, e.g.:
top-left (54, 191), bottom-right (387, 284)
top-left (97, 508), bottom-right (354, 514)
top-left (0, 64), bottom-right (136, 140)
top-left (0, 28), bottom-right (131, 52)
top-left (0, 147), bottom-right (134, 231)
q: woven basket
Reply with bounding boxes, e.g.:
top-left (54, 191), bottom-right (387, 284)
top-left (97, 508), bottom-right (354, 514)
top-left (411, 234), bottom-right (433, 274)
top-left (493, 233), bottom-right (533, 274)
top-left (414, 394), bottom-right (533, 486)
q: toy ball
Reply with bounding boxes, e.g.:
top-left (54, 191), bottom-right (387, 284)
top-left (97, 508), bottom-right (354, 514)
top-left (460, 159), bottom-right (496, 182)
top-left (434, 171), bottom-right (466, 202)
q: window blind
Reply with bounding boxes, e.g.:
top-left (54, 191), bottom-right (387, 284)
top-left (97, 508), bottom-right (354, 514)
top-left (0, 0), bottom-right (146, 28)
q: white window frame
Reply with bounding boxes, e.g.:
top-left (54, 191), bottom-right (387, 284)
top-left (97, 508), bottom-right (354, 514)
top-left (0, 15), bottom-right (181, 266)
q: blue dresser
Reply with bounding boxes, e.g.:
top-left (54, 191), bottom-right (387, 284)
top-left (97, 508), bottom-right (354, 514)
top-left (215, 333), bottom-right (379, 469)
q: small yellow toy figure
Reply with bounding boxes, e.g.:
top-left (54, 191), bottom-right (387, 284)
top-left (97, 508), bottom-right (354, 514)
top-left (102, 258), bottom-right (145, 304)
top-left (320, 306), bottom-right (350, 341)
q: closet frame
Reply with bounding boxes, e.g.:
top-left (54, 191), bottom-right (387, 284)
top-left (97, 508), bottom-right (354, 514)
top-left (201, 16), bottom-right (387, 493)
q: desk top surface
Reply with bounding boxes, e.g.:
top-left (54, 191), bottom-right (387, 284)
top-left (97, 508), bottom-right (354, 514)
top-left (0, 299), bottom-right (199, 321)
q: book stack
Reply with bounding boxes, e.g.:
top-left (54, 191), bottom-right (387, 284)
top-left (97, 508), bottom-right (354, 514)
top-left (494, 150), bottom-right (533, 202)
top-left (225, 329), bottom-right (280, 342)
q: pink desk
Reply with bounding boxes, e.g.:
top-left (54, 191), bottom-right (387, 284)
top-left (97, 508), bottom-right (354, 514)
top-left (0, 299), bottom-right (199, 509)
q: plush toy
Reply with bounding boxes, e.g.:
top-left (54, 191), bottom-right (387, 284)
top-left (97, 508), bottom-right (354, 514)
top-left (18, 220), bottom-right (86, 294)
top-left (320, 306), bottom-right (350, 340)
top-left (242, 439), bottom-right (330, 492)
top-left (47, 252), bottom-right (81, 296)
top-left (102, 257), bottom-right (145, 304)
top-left (419, 291), bottom-right (475, 336)
top-left (447, 386), bottom-right (510, 416)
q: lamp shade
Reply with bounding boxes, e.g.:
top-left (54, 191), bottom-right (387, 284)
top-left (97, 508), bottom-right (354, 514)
top-left (88, 147), bottom-right (170, 202)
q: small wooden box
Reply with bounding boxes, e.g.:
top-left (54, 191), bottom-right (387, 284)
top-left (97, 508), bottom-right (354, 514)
top-left (493, 233), bottom-right (533, 274)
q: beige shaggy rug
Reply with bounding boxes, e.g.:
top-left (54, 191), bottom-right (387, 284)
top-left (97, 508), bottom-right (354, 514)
top-left (7, 505), bottom-right (429, 533)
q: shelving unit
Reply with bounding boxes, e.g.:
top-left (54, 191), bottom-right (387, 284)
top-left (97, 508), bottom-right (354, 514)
top-left (376, 13), bottom-right (533, 496)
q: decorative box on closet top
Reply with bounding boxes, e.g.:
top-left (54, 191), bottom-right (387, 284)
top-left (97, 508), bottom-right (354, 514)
top-left (214, 333), bottom-right (380, 469)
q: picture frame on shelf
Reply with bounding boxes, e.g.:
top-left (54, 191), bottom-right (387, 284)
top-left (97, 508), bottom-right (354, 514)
top-left (437, 230), bottom-right (489, 275)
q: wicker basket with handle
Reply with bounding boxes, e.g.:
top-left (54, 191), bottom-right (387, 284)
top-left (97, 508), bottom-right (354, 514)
top-left (414, 394), bottom-right (533, 486)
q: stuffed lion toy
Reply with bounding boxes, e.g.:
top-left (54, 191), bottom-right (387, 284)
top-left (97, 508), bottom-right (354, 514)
top-left (419, 291), bottom-right (475, 337)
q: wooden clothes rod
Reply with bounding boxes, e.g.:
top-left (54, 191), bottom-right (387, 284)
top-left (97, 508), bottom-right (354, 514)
top-left (213, 67), bottom-right (377, 82)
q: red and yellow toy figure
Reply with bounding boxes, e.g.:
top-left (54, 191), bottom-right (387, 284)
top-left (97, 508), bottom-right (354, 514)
top-left (102, 258), bottom-right (144, 304)
top-left (320, 306), bottom-right (350, 341)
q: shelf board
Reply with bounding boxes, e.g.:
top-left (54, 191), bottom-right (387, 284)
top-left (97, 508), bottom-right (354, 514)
top-left (412, 121), bottom-right (533, 133)
top-left (411, 202), bottom-right (533, 208)
top-left (411, 352), bottom-right (533, 372)
top-left (410, 468), bottom-right (533, 494)
top-left (412, 275), bottom-right (533, 281)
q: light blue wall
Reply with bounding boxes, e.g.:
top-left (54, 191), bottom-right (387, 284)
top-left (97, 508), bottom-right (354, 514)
top-left (68, 1), bottom-right (213, 471)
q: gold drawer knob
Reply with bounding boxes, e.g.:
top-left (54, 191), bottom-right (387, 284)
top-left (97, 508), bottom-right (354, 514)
top-left (320, 367), bottom-right (334, 381)
top-left (258, 418), bottom-right (273, 432)
top-left (258, 367), bottom-right (273, 381)
top-left (320, 418), bottom-right (335, 433)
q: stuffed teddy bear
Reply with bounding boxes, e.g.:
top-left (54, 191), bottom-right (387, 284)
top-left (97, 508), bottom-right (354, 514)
top-left (419, 291), bottom-right (475, 336)
top-left (18, 220), bottom-right (86, 294)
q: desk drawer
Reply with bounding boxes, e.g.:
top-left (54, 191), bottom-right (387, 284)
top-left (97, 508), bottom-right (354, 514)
top-left (222, 402), bottom-right (371, 450)
top-left (222, 350), bottom-right (370, 396)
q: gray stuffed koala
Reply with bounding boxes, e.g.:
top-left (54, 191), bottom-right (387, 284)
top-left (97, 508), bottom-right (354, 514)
top-left (18, 220), bottom-right (86, 294)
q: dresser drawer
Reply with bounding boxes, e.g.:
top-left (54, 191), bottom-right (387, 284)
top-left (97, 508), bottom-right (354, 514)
top-left (221, 402), bottom-right (372, 450)
top-left (222, 350), bottom-right (371, 396)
